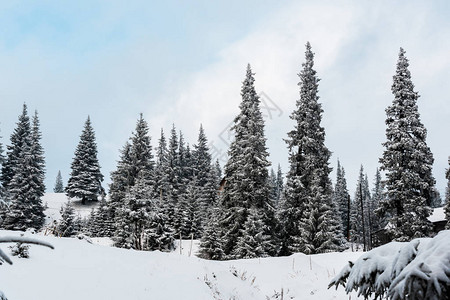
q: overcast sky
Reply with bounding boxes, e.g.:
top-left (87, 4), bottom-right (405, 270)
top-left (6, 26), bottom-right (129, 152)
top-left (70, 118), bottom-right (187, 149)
top-left (0, 0), bottom-right (449, 198)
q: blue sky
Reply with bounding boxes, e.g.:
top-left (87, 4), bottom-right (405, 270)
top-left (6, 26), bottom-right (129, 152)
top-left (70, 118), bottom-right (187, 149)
top-left (1, 1), bottom-right (449, 198)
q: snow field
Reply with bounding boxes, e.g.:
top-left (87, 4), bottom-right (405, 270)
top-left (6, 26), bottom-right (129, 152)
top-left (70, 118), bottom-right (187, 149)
top-left (0, 230), bottom-right (364, 300)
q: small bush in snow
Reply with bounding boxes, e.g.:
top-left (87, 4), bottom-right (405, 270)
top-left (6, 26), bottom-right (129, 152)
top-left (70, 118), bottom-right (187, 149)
top-left (9, 243), bottom-right (30, 258)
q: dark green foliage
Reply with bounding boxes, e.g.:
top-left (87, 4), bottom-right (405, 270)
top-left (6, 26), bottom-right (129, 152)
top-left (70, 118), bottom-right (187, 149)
top-left (54, 170), bottom-right (64, 193)
top-left (281, 42), bottom-right (344, 254)
top-left (66, 116), bottom-right (104, 205)
top-left (379, 48), bottom-right (434, 241)
top-left (218, 64), bottom-right (275, 258)
top-left (57, 201), bottom-right (76, 237)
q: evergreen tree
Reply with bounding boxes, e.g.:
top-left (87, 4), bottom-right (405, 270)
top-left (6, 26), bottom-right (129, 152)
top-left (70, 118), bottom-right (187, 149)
top-left (129, 114), bottom-right (155, 186)
top-left (178, 177), bottom-right (201, 238)
top-left (66, 117), bottom-right (104, 205)
top-left (2, 104), bottom-right (32, 193)
top-left (57, 201), bottom-right (76, 237)
top-left (166, 125), bottom-right (180, 230)
top-left (232, 208), bottom-right (270, 259)
top-left (54, 171), bottom-right (64, 193)
top-left (371, 168), bottom-right (385, 245)
top-left (268, 169), bottom-right (278, 207)
top-left (445, 157), bottom-right (450, 229)
top-left (219, 64), bottom-right (275, 258)
top-left (379, 48), bottom-right (434, 241)
top-left (90, 198), bottom-right (115, 237)
top-left (351, 166), bottom-right (371, 251)
top-left (334, 160), bottom-right (350, 240)
top-left (198, 207), bottom-right (224, 260)
top-left (144, 200), bottom-right (175, 252)
top-left (154, 129), bottom-right (169, 199)
top-left (281, 42), bottom-right (344, 255)
top-left (275, 164), bottom-right (283, 208)
top-left (0, 131), bottom-right (5, 199)
top-left (2, 105), bottom-right (46, 230)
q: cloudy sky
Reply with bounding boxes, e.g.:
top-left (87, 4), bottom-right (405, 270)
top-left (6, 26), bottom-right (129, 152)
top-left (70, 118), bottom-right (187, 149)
top-left (0, 0), bottom-right (449, 197)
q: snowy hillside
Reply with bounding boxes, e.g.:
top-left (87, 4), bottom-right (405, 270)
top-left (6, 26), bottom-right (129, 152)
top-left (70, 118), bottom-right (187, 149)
top-left (0, 230), bottom-right (364, 300)
top-left (42, 193), bottom-right (100, 225)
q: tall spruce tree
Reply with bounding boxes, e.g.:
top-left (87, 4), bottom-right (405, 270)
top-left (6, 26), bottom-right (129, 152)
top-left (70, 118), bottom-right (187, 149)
top-left (281, 42), bottom-right (344, 255)
top-left (2, 106), bottom-right (46, 230)
top-left (54, 170), bottom-right (64, 193)
top-left (371, 168), bottom-right (385, 245)
top-left (351, 166), bottom-right (371, 251)
top-left (445, 157), bottom-right (450, 229)
top-left (379, 48), bottom-right (435, 241)
top-left (2, 104), bottom-right (31, 193)
top-left (218, 64), bottom-right (275, 258)
top-left (0, 131), bottom-right (4, 199)
top-left (66, 116), bottom-right (104, 205)
top-left (334, 160), bottom-right (350, 240)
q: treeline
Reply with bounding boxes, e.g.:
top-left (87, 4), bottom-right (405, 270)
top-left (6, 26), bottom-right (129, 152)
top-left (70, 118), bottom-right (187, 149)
top-left (0, 43), bottom-right (449, 259)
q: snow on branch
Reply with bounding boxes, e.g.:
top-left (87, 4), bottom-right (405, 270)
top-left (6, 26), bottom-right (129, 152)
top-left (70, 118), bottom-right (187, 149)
top-left (0, 236), bottom-right (54, 265)
top-left (329, 230), bottom-right (450, 300)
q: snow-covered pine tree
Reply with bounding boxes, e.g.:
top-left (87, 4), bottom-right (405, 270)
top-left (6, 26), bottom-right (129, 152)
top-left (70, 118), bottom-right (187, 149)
top-left (268, 168), bottom-right (278, 207)
top-left (379, 48), bottom-right (435, 241)
top-left (198, 206), bottom-right (224, 260)
top-left (129, 114), bottom-right (155, 188)
top-left (350, 166), bottom-right (371, 251)
top-left (2, 105), bottom-right (46, 230)
top-left (66, 116), bottom-right (104, 205)
top-left (154, 128), bottom-right (169, 199)
top-left (119, 173), bottom-right (153, 250)
top-left (334, 160), bottom-right (350, 240)
top-left (178, 176), bottom-right (202, 239)
top-left (28, 111), bottom-right (46, 228)
top-left (371, 168), bottom-right (385, 245)
top-left (0, 131), bottom-right (4, 199)
top-left (57, 201), bottom-right (75, 237)
top-left (275, 164), bottom-right (283, 209)
top-left (281, 42), bottom-right (344, 255)
top-left (232, 208), bottom-right (270, 259)
top-left (192, 125), bottom-right (217, 224)
top-left (90, 198), bottom-right (115, 237)
top-left (54, 170), bottom-right (64, 193)
top-left (143, 198), bottom-right (175, 252)
top-left (429, 187), bottom-right (442, 208)
top-left (1, 104), bottom-right (32, 194)
top-left (445, 157), bottom-right (450, 229)
top-left (219, 64), bottom-right (276, 258)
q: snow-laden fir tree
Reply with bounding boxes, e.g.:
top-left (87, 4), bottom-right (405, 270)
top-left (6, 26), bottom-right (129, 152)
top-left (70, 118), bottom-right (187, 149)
top-left (232, 208), bottom-right (271, 259)
top-left (275, 164), bottom-right (283, 208)
top-left (0, 131), bottom-right (5, 199)
top-left (89, 198), bottom-right (115, 237)
top-left (281, 42), bottom-right (344, 255)
top-left (350, 166), bottom-right (371, 251)
top-left (57, 201), bottom-right (76, 237)
top-left (165, 125), bottom-right (180, 230)
top-left (269, 169), bottom-right (278, 207)
top-left (445, 157), bottom-right (450, 229)
top-left (143, 199), bottom-right (175, 252)
top-left (54, 170), bottom-right (64, 193)
top-left (192, 125), bottom-right (218, 222)
top-left (129, 114), bottom-right (155, 188)
top-left (1, 104), bottom-right (32, 194)
top-left (117, 173), bottom-right (153, 250)
top-left (178, 176), bottom-right (201, 238)
top-left (66, 116), bottom-right (104, 205)
top-left (154, 129), bottom-right (169, 199)
top-left (334, 160), bottom-right (350, 240)
top-left (2, 106), bottom-right (46, 230)
top-left (219, 64), bottom-right (276, 258)
top-left (371, 168), bottom-right (385, 245)
top-left (198, 206), bottom-right (224, 260)
top-left (379, 48), bottom-right (435, 241)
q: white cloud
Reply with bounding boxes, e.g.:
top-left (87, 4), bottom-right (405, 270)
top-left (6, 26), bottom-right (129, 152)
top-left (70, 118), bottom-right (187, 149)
top-left (149, 1), bottom-right (450, 195)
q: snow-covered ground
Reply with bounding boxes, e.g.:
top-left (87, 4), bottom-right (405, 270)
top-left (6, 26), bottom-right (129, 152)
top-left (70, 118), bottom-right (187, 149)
top-left (0, 230), bottom-right (364, 299)
top-left (42, 193), bottom-right (100, 225)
